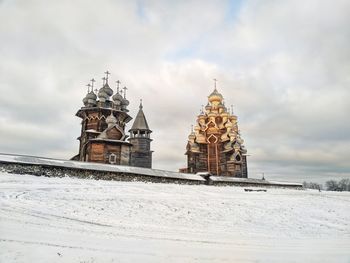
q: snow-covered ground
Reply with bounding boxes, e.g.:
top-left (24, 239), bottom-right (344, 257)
top-left (0, 173), bottom-right (349, 263)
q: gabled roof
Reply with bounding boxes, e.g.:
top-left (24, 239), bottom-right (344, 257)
top-left (129, 102), bottom-right (151, 132)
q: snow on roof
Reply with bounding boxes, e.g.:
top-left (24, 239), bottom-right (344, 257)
top-left (0, 153), bottom-right (205, 182)
top-left (85, 129), bottom-right (100, 133)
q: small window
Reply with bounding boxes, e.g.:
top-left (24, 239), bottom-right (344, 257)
top-left (109, 153), bottom-right (117, 164)
top-left (236, 155), bottom-right (241, 161)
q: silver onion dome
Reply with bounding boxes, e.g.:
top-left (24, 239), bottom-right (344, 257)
top-left (112, 92), bottom-right (124, 106)
top-left (106, 112), bottom-right (117, 127)
top-left (102, 83), bottom-right (113, 97)
top-left (86, 90), bottom-right (97, 100)
top-left (98, 89), bottom-right (108, 102)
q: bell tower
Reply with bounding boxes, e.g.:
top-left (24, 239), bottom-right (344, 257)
top-left (128, 100), bottom-right (153, 168)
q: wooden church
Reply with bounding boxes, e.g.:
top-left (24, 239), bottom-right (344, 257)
top-left (184, 81), bottom-right (248, 177)
top-left (71, 71), bottom-right (152, 168)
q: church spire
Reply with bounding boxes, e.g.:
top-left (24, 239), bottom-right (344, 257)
top-left (129, 99), bottom-right (151, 132)
top-left (128, 99), bottom-right (153, 168)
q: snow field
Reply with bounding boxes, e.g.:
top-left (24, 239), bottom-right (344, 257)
top-left (0, 172), bottom-right (349, 262)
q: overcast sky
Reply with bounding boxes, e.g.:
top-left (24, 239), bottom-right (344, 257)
top-left (0, 0), bottom-right (349, 183)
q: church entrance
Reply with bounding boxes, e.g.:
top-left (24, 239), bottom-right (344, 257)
top-left (207, 135), bottom-right (219, 175)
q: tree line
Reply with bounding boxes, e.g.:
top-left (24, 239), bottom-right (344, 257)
top-left (303, 178), bottom-right (350, 191)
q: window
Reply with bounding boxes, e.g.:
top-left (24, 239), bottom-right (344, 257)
top-left (109, 153), bottom-right (117, 164)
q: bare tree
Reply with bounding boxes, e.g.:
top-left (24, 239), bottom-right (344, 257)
top-left (326, 179), bottom-right (350, 191)
top-left (338, 179), bottom-right (350, 191)
top-left (325, 180), bottom-right (339, 191)
top-left (303, 181), bottom-right (323, 190)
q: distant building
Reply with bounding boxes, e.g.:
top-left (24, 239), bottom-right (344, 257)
top-left (72, 71), bottom-right (152, 168)
top-left (184, 82), bottom-right (248, 177)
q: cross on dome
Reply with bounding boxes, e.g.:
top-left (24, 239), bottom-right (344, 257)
top-left (213, 78), bottom-right (218, 90)
top-left (116, 80), bottom-right (121, 93)
top-left (90, 78), bottom-right (95, 89)
top-left (86, 83), bottom-right (91, 93)
top-left (123, 86), bottom-right (128, 99)
top-left (104, 71), bottom-right (110, 83)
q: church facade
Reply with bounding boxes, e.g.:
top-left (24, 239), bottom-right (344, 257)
top-left (185, 83), bottom-right (248, 177)
top-left (72, 71), bottom-right (152, 168)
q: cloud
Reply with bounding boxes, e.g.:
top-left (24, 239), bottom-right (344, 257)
top-left (0, 0), bottom-right (349, 183)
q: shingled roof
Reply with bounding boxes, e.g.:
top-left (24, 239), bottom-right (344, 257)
top-left (130, 102), bottom-right (151, 132)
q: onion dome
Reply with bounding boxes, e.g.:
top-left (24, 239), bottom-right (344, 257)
top-left (188, 131), bottom-right (196, 141)
top-left (221, 101), bottom-right (228, 112)
top-left (86, 91), bottom-right (97, 105)
top-left (120, 98), bottom-right (129, 112)
top-left (198, 107), bottom-right (206, 118)
top-left (221, 110), bottom-right (229, 118)
top-left (102, 83), bottom-right (113, 97)
top-left (106, 112), bottom-right (117, 127)
top-left (233, 141), bottom-right (240, 151)
top-left (237, 137), bottom-right (244, 145)
top-left (112, 92), bottom-right (124, 106)
top-left (208, 88), bottom-right (223, 103)
top-left (188, 125), bottom-right (196, 140)
top-left (82, 95), bottom-right (88, 106)
top-left (198, 112), bottom-right (206, 120)
top-left (229, 114), bottom-right (238, 122)
top-left (98, 83), bottom-right (113, 101)
top-left (98, 89), bottom-right (108, 102)
top-left (121, 97), bottom-right (129, 107)
top-left (86, 90), bottom-right (97, 100)
top-left (225, 120), bottom-right (233, 128)
top-left (207, 111), bottom-right (216, 118)
top-left (236, 132), bottom-right (244, 144)
top-left (83, 83), bottom-right (91, 106)
top-left (205, 102), bottom-right (211, 111)
top-left (119, 87), bottom-right (129, 111)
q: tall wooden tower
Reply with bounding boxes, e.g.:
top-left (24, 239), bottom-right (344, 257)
top-left (185, 81), bottom-right (248, 177)
top-left (128, 101), bottom-right (153, 168)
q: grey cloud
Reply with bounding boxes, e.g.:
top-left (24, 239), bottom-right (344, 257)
top-left (0, 0), bottom-right (349, 183)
